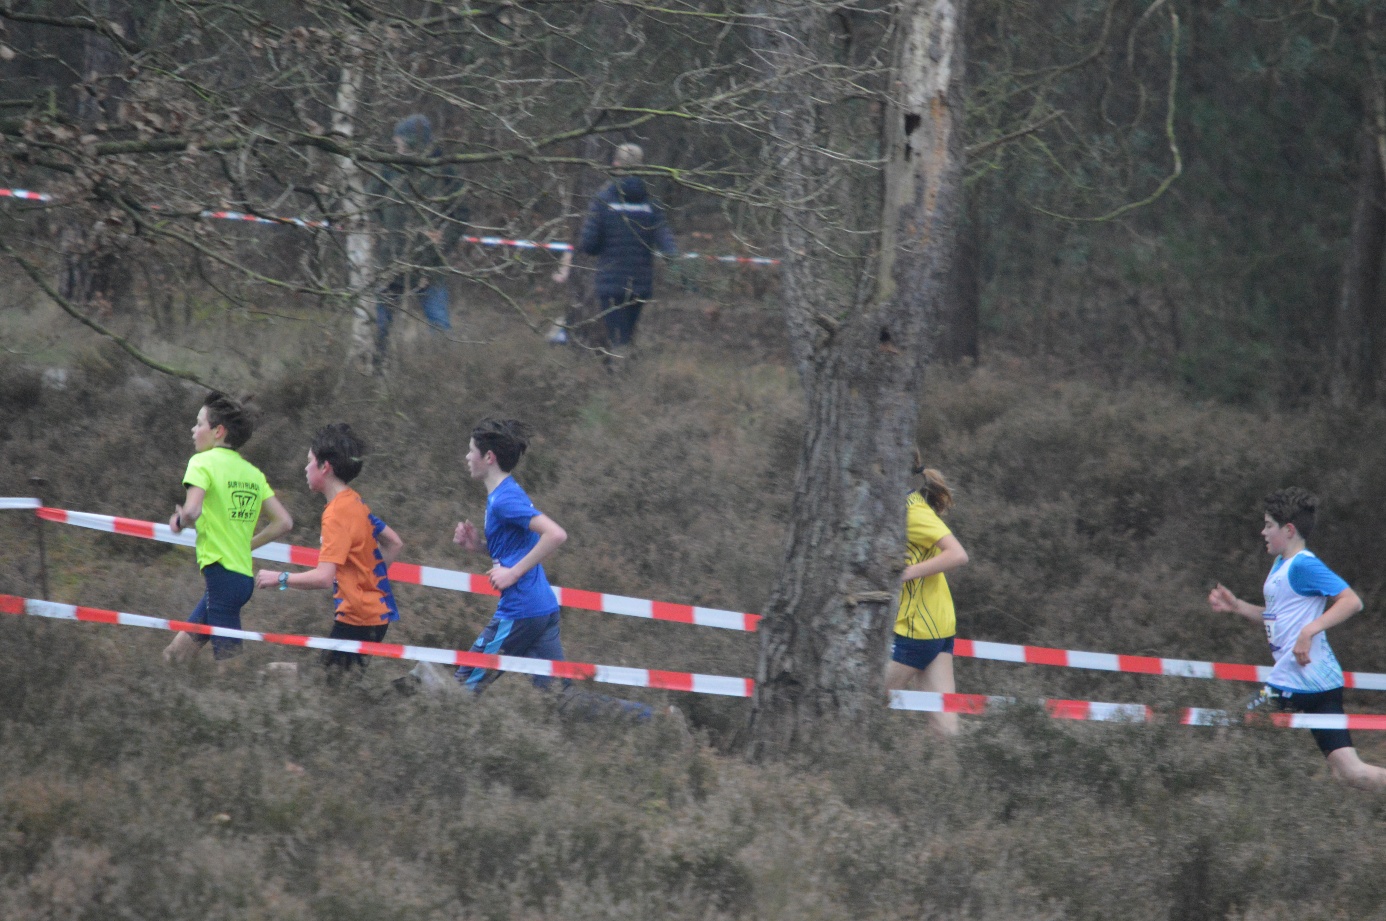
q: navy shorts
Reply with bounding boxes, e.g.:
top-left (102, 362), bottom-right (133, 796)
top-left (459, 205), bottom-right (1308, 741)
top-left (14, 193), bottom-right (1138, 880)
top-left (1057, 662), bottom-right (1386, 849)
top-left (455, 609), bottom-right (563, 692)
top-left (187, 563), bottom-right (254, 661)
top-left (1271, 685), bottom-right (1354, 755)
top-left (891, 634), bottom-right (955, 672)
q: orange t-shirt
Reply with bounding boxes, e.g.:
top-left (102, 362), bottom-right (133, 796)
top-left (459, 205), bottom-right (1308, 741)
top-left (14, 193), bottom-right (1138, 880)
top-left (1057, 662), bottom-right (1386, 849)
top-left (319, 488), bottom-right (398, 627)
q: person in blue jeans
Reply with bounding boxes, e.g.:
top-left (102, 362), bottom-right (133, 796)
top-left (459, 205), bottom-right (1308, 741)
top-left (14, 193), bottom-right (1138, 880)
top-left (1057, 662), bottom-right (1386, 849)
top-left (369, 114), bottom-right (469, 369)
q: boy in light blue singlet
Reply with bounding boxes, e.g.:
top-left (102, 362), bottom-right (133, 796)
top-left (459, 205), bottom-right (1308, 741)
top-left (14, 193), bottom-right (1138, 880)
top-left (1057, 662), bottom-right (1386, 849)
top-left (1209, 487), bottom-right (1386, 791)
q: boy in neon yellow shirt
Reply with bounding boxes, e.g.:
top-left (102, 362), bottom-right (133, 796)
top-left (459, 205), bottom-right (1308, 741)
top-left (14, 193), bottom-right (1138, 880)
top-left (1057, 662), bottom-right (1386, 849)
top-left (164, 392), bottom-right (293, 665)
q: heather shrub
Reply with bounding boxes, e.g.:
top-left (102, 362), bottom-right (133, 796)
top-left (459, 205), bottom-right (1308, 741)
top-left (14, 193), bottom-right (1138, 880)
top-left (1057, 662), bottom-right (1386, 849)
top-left (3, 296), bottom-right (1386, 917)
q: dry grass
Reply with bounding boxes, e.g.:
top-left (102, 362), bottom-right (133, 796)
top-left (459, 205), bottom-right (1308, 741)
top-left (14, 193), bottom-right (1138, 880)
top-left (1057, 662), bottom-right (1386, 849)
top-left (2, 289), bottom-right (1386, 918)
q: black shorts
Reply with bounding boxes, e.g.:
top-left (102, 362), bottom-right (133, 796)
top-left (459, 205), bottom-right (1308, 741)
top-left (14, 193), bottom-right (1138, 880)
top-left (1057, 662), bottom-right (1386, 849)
top-left (322, 620), bottom-right (389, 670)
top-left (1272, 685), bottom-right (1353, 755)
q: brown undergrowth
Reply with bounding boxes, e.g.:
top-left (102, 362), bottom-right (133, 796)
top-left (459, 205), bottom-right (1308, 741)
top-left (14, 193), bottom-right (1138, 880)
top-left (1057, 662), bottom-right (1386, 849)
top-left (1, 293), bottom-right (1385, 919)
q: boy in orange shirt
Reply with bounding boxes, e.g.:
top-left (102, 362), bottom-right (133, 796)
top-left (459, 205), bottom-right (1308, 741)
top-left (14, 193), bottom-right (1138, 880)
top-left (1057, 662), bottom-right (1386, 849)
top-left (256, 424), bottom-right (403, 671)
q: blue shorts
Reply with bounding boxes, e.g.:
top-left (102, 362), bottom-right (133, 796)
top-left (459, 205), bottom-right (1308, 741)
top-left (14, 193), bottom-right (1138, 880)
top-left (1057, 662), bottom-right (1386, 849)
top-left (891, 634), bottom-right (955, 672)
top-left (455, 610), bottom-right (563, 692)
top-left (187, 563), bottom-right (254, 661)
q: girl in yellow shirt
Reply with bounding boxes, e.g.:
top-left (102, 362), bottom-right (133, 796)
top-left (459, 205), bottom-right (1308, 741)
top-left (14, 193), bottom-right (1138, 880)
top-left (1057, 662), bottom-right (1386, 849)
top-left (885, 461), bottom-right (969, 737)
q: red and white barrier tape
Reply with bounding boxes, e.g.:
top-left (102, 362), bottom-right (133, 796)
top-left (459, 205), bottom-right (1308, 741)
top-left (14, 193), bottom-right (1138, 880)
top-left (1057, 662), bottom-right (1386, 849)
top-left (199, 209), bottom-right (329, 230)
top-left (3, 591), bottom-right (1380, 729)
top-left (31, 505), bottom-right (761, 632)
top-left (1, 188), bottom-right (775, 265)
top-left (892, 689), bottom-right (1152, 722)
top-left (465, 234), bottom-right (571, 253)
top-left (953, 638), bottom-right (1386, 691)
top-left (892, 691), bottom-right (1386, 730)
top-left (0, 188), bottom-right (51, 202)
top-left (12, 500), bottom-right (1386, 691)
top-left (679, 252), bottom-right (780, 266)
top-left (0, 593), bottom-right (753, 697)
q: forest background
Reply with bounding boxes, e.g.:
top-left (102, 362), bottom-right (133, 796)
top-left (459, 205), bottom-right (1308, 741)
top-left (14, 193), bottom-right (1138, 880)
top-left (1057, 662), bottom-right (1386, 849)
top-left (3, 1), bottom-right (1386, 919)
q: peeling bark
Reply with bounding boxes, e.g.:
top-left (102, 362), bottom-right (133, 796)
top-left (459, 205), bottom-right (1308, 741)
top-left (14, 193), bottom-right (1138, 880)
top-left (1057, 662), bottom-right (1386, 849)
top-left (745, 0), bottom-right (965, 757)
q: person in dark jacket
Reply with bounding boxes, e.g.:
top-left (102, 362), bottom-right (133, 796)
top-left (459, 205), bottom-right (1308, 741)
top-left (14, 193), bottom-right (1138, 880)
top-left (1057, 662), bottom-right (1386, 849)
top-left (571, 143), bottom-right (676, 352)
top-left (369, 114), bottom-right (469, 368)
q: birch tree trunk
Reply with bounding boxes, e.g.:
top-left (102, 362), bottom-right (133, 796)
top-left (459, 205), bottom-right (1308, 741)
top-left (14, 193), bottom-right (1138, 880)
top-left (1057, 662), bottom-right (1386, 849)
top-left (332, 40), bottom-right (377, 375)
top-left (745, 0), bottom-right (965, 757)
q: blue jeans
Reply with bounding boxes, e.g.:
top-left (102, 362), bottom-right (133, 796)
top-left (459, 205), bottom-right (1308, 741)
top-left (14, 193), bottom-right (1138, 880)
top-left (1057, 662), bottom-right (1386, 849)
top-left (376, 276), bottom-right (451, 358)
top-left (187, 563), bottom-right (254, 660)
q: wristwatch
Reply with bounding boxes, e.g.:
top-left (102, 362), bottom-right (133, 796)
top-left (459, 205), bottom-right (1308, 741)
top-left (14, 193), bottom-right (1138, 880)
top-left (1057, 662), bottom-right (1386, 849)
top-left (278, 571), bottom-right (289, 591)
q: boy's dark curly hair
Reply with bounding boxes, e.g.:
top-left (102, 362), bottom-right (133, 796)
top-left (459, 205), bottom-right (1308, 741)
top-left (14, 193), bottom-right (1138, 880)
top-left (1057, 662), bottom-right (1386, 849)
top-left (1264, 487), bottom-right (1318, 539)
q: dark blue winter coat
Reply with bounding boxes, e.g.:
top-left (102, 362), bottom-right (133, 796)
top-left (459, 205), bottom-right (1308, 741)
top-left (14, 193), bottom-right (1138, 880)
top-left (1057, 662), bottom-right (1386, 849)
top-left (578, 176), bottom-right (676, 301)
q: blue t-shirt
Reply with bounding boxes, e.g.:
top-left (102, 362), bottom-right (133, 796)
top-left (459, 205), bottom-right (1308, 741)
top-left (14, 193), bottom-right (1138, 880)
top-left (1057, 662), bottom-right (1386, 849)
top-left (485, 477), bottom-right (559, 620)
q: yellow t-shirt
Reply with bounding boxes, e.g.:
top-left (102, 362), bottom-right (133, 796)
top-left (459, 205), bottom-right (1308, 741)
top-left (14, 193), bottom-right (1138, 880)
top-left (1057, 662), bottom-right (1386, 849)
top-left (182, 447), bottom-right (273, 577)
top-left (893, 492), bottom-right (956, 640)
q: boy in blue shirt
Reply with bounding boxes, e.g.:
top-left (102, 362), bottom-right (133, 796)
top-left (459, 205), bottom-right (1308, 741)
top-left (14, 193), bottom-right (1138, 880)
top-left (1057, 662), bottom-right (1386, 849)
top-left (451, 417), bottom-right (569, 691)
top-left (1209, 487), bottom-right (1386, 791)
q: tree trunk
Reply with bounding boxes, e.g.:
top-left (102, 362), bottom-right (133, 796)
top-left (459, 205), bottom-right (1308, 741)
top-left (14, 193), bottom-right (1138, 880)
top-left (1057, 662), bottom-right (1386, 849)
top-left (745, 0), bottom-right (965, 757)
top-left (561, 132), bottom-right (611, 350)
top-left (939, 189), bottom-right (980, 364)
top-left (1331, 125), bottom-right (1386, 405)
top-left (60, 0), bottom-right (130, 316)
top-left (333, 42), bottom-right (377, 375)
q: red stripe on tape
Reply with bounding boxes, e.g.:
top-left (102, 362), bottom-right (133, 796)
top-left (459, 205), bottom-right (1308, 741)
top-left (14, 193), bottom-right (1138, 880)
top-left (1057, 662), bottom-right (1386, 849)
top-left (388, 562), bottom-right (422, 585)
top-left (469, 574), bottom-right (500, 597)
top-left (1117, 654), bottom-right (1164, 675)
top-left (456, 651), bottom-right (501, 670)
top-left (0, 595), bottom-right (24, 615)
top-left (288, 545), bottom-right (319, 567)
top-left (1351, 715), bottom-right (1386, 730)
top-left (262, 633), bottom-right (311, 647)
top-left (1344, 673), bottom-right (1356, 689)
top-left (1025, 646), bottom-right (1070, 667)
top-left (743, 613), bottom-right (762, 631)
top-left (36, 507), bottom-right (65, 523)
top-left (649, 670), bottom-right (694, 692)
top-left (953, 638), bottom-right (975, 657)
top-left (112, 517), bottom-right (155, 539)
top-left (1213, 663), bottom-right (1262, 682)
top-left (553, 661), bottom-right (598, 681)
top-left (652, 601), bottom-right (695, 624)
top-left (1046, 699), bottom-right (1095, 721)
top-left (946, 693), bottom-right (989, 714)
top-left (75, 606), bottom-right (120, 625)
top-left (359, 641), bottom-right (405, 660)
top-left (559, 588), bottom-right (603, 612)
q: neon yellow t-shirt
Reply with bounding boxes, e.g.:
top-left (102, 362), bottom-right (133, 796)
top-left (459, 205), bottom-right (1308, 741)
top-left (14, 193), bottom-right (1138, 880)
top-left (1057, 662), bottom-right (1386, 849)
top-left (893, 492), bottom-right (956, 640)
top-left (182, 447), bottom-right (274, 577)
